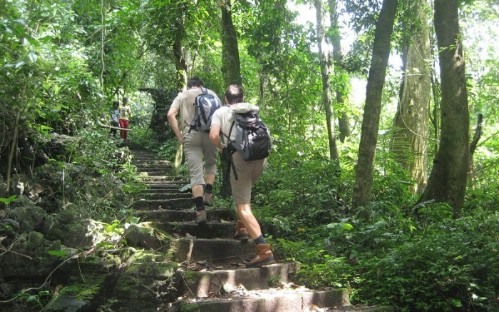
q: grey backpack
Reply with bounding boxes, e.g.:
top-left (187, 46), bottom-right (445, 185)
top-left (189, 88), bottom-right (221, 132)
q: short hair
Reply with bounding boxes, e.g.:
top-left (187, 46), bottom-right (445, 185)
top-left (187, 77), bottom-right (204, 88)
top-left (113, 101), bottom-right (119, 107)
top-left (225, 84), bottom-right (244, 104)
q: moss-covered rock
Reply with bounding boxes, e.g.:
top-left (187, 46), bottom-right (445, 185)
top-left (0, 231), bottom-right (62, 279)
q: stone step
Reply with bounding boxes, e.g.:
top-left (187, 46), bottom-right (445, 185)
top-left (155, 221), bottom-right (235, 239)
top-left (141, 189), bottom-right (190, 195)
top-left (132, 159), bottom-right (172, 166)
top-left (134, 161), bottom-right (173, 167)
top-left (138, 175), bottom-right (182, 182)
top-left (141, 185), bottom-right (188, 193)
top-left (132, 154), bottom-right (166, 158)
top-left (134, 209), bottom-right (235, 223)
top-left (132, 151), bottom-right (160, 156)
top-left (133, 198), bottom-right (193, 210)
top-left (174, 238), bottom-right (256, 263)
top-left (136, 169), bottom-right (174, 175)
top-left (169, 288), bottom-right (351, 312)
top-left (134, 161), bottom-right (165, 165)
top-left (136, 166), bottom-right (174, 173)
top-left (140, 172), bottom-right (176, 178)
top-left (131, 152), bottom-right (162, 157)
top-left (135, 167), bottom-right (174, 174)
top-left (142, 182), bottom-right (187, 190)
top-left (180, 263), bottom-right (299, 298)
top-left (136, 192), bottom-right (192, 200)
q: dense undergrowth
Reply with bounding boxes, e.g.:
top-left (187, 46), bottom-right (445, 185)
top-left (260, 144), bottom-right (498, 312)
top-left (0, 128), bottom-right (147, 310)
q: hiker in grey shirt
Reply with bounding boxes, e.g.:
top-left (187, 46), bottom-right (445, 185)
top-left (209, 84), bottom-right (274, 268)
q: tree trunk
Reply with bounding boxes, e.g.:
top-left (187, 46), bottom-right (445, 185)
top-left (171, 5), bottom-right (188, 172)
top-left (315, 0), bottom-right (339, 160)
top-left (328, 0), bottom-right (351, 143)
top-left (419, 0), bottom-right (470, 211)
top-left (221, 0), bottom-right (242, 86)
top-left (390, 0), bottom-right (431, 194)
top-left (352, 0), bottom-right (398, 210)
top-left (172, 14), bottom-right (187, 91)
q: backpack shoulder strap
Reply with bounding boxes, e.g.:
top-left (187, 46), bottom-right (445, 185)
top-left (221, 120), bottom-right (235, 145)
top-left (220, 108), bottom-right (236, 141)
top-left (227, 120), bottom-right (236, 139)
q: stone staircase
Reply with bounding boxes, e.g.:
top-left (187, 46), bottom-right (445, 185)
top-left (128, 145), bottom-right (391, 312)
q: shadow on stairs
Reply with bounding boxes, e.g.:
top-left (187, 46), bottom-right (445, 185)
top-left (127, 145), bottom-right (393, 312)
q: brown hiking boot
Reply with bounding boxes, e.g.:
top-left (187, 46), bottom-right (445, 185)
top-left (203, 192), bottom-right (213, 206)
top-left (195, 210), bottom-right (207, 225)
top-left (234, 220), bottom-right (249, 240)
top-left (245, 244), bottom-right (275, 268)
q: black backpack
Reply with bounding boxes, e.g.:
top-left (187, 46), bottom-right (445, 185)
top-left (189, 87), bottom-right (221, 132)
top-left (228, 111), bottom-right (272, 161)
top-left (222, 110), bottom-right (271, 180)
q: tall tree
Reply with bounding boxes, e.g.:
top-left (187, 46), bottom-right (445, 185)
top-left (390, 0), bottom-right (431, 194)
top-left (172, 11), bottom-right (188, 91)
top-left (419, 0), bottom-right (470, 210)
top-left (315, 0), bottom-right (339, 160)
top-left (352, 0), bottom-right (398, 210)
top-left (220, 0), bottom-right (242, 86)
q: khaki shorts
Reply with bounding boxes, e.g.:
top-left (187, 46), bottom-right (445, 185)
top-left (183, 130), bottom-right (217, 186)
top-left (230, 152), bottom-right (267, 204)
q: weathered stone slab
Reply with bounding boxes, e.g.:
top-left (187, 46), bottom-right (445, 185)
top-left (136, 192), bottom-right (191, 200)
top-left (182, 263), bottom-right (299, 298)
top-left (170, 288), bottom-right (351, 312)
top-left (134, 209), bottom-right (235, 223)
top-left (174, 238), bottom-right (255, 263)
top-left (132, 198), bottom-right (192, 210)
top-left (155, 222), bottom-right (235, 238)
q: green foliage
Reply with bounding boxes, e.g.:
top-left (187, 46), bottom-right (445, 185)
top-left (19, 289), bottom-right (51, 310)
top-left (156, 140), bottom-right (179, 161)
top-left (27, 128), bottom-right (141, 221)
top-left (94, 219), bottom-right (129, 250)
top-left (66, 129), bottom-right (129, 170)
top-left (272, 199), bottom-right (498, 311)
top-left (0, 195), bottom-right (17, 204)
top-left (0, 0), bottom-right (102, 136)
top-left (58, 283), bottom-right (101, 300)
top-left (355, 210), bottom-right (498, 311)
top-left (255, 154), bottom-right (343, 232)
top-left (261, 133), bottom-right (498, 310)
top-left (276, 238), bottom-right (353, 289)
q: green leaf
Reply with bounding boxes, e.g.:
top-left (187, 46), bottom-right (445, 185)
top-left (48, 249), bottom-right (68, 257)
top-left (126, 216), bottom-right (140, 224)
top-left (342, 223), bottom-right (354, 231)
top-left (26, 295), bottom-right (39, 303)
top-left (451, 298), bottom-right (462, 307)
top-left (0, 195), bottom-right (17, 204)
